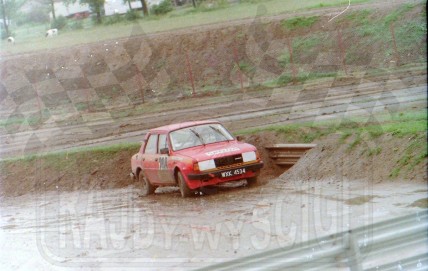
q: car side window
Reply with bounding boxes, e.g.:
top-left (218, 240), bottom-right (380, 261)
top-left (158, 134), bottom-right (168, 153)
top-left (144, 134), bottom-right (158, 154)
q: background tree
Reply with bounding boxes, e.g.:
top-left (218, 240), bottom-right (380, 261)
top-left (0, 0), bottom-right (9, 37)
top-left (49, 0), bottom-right (55, 20)
top-left (22, 3), bottom-right (50, 25)
top-left (139, 0), bottom-right (148, 16)
top-left (125, 0), bottom-right (132, 10)
top-left (80, 0), bottom-right (104, 24)
top-left (0, 0), bottom-right (21, 38)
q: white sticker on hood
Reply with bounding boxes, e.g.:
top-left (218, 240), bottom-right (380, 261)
top-left (206, 147), bottom-right (240, 156)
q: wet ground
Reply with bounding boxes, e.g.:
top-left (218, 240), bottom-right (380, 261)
top-left (1, 178), bottom-right (426, 270)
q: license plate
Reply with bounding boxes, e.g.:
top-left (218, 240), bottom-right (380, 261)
top-left (221, 168), bottom-right (246, 178)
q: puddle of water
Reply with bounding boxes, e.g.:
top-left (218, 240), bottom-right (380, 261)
top-left (408, 198), bottom-right (428, 209)
top-left (345, 195), bottom-right (376, 205)
top-left (413, 189), bottom-right (428, 193)
top-left (1, 225), bottom-right (16, 230)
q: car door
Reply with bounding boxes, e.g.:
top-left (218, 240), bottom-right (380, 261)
top-left (142, 133), bottom-right (161, 184)
top-left (157, 133), bottom-right (175, 185)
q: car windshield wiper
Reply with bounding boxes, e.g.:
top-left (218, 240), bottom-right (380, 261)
top-left (209, 125), bottom-right (230, 141)
top-left (190, 129), bottom-right (205, 146)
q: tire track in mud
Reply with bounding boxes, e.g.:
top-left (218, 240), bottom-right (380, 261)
top-left (1, 73), bottom-right (425, 158)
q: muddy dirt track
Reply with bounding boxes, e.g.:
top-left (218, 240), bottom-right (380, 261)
top-left (1, 71), bottom-right (426, 158)
top-left (1, 177), bottom-right (426, 270)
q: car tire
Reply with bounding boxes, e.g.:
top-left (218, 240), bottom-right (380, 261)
top-left (246, 176), bottom-right (258, 187)
top-left (138, 170), bottom-right (155, 196)
top-left (177, 171), bottom-right (194, 197)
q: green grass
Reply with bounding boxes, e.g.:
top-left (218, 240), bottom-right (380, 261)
top-left (0, 111), bottom-right (52, 129)
top-left (238, 109), bottom-right (427, 143)
top-left (0, 143), bottom-right (141, 172)
top-left (342, 2), bottom-right (426, 63)
top-left (238, 61), bottom-right (256, 75)
top-left (279, 34), bottom-right (325, 66)
top-left (281, 16), bottom-right (319, 31)
top-left (343, 9), bottom-right (372, 24)
top-left (395, 20), bottom-right (427, 53)
top-left (339, 131), bottom-right (352, 143)
top-left (1, 0), bottom-right (369, 54)
top-left (347, 133), bottom-right (362, 150)
top-left (3, 143), bottom-right (141, 162)
top-left (408, 150), bottom-right (428, 171)
top-left (275, 72), bottom-right (337, 85)
top-left (368, 146), bottom-right (382, 156)
top-left (384, 3), bottom-right (415, 25)
top-left (390, 135), bottom-right (428, 177)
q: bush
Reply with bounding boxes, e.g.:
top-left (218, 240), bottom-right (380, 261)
top-left (69, 20), bottom-right (84, 30)
top-left (125, 10), bottom-right (141, 21)
top-left (104, 14), bottom-right (124, 25)
top-left (51, 16), bottom-right (68, 30)
top-left (1, 29), bottom-right (9, 39)
top-left (151, 0), bottom-right (174, 15)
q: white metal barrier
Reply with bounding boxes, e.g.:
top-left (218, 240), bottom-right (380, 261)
top-left (196, 211), bottom-right (428, 271)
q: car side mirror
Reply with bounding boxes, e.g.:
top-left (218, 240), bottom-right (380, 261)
top-left (160, 148), bottom-right (169, 155)
top-left (236, 135), bottom-right (243, 141)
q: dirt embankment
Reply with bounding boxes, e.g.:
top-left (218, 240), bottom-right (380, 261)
top-left (1, 130), bottom-right (426, 198)
top-left (0, 2), bottom-right (426, 121)
top-left (278, 133), bottom-right (427, 183)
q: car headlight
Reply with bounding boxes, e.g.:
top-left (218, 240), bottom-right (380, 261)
top-left (198, 159), bottom-right (216, 171)
top-left (242, 151), bottom-right (257, 162)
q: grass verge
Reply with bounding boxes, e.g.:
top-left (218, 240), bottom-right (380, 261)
top-left (1, 142), bottom-right (140, 170)
top-left (1, 0), bottom-right (370, 54)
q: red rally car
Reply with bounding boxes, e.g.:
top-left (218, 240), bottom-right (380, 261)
top-left (131, 120), bottom-right (264, 197)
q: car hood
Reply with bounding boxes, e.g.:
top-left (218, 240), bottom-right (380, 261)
top-left (174, 141), bottom-right (256, 162)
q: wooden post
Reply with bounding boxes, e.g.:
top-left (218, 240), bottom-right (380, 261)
top-left (389, 23), bottom-right (400, 65)
top-left (287, 37), bottom-right (297, 84)
top-left (337, 28), bottom-right (348, 75)
top-left (233, 40), bottom-right (244, 92)
top-left (135, 65), bottom-right (145, 104)
top-left (34, 85), bottom-right (43, 116)
top-left (185, 52), bottom-right (196, 96)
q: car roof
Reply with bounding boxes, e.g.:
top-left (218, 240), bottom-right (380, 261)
top-left (149, 120), bottom-right (221, 133)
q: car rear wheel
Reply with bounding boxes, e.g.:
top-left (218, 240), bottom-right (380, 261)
top-left (177, 171), bottom-right (194, 197)
top-left (246, 176), bottom-right (258, 187)
top-left (138, 170), bottom-right (155, 196)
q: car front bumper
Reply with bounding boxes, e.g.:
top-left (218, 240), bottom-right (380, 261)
top-left (187, 162), bottom-right (264, 181)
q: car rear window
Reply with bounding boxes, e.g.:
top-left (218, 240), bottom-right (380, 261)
top-left (145, 134), bottom-right (158, 154)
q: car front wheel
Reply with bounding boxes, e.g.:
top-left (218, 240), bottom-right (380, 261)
top-left (177, 171), bottom-right (194, 197)
top-left (246, 176), bottom-right (258, 187)
top-left (138, 170), bottom-right (155, 196)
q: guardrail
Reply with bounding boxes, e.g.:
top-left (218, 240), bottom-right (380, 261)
top-left (195, 211), bottom-right (428, 271)
top-left (265, 144), bottom-right (317, 167)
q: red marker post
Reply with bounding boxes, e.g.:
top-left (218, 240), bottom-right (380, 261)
top-left (233, 40), bottom-right (244, 92)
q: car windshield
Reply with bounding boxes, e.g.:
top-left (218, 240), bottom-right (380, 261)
top-left (169, 123), bottom-right (234, 151)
